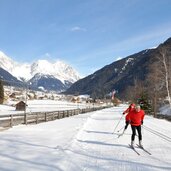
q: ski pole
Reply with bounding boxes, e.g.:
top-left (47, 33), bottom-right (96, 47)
top-left (112, 114), bottom-right (123, 134)
top-left (117, 126), bottom-right (125, 132)
top-left (142, 125), bottom-right (144, 135)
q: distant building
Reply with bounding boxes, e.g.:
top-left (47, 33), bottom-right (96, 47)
top-left (71, 96), bottom-right (80, 103)
top-left (15, 101), bottom-right (27, 111)
top-left (9, 93), bottom-right (16, 98)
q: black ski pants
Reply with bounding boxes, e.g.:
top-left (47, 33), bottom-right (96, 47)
top-left (124, 121), bottom-right (129, 130)
top-left (131, 125), bottom-right (142, 141)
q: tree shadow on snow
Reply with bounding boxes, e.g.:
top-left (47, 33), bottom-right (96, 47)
top-left (84, 130), bottom-right (132, 136)
top-left (77, 139), bottom-right (128, 148)
top-left (84, 130), bottom-right (114, 135)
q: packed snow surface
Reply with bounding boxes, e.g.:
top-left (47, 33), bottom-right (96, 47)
top-left (0, 104), bottom-right (171, 171)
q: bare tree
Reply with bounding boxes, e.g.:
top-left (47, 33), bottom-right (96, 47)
top-left (158, 47), bottom-right (171, 108)
top-left (147, 47), bottom-right (171, 116)
top-left (147, 61), bottom-right (163, 117)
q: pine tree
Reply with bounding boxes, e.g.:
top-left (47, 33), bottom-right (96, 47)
top-left (0, 80), bottom-right (4, 104)
top-left (138, 92), bottom-right (152, 114)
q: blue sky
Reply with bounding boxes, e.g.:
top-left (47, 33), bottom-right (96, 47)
top-left (0, 0), bottom-right (171, 77)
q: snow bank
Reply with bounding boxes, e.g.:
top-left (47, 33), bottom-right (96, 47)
top-left (159, 104), bottom-right (171, 115)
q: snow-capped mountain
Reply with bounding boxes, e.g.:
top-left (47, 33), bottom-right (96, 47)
top-left (0, 51), bottom-right (80, 83)
top-left (0, 51), bottom-right (80, 91)
top-left (31, 60), bottom-right (80, 84)
top-left (28, 73), bottom-right (67, 92)
top-left (0, 51), bottom-right (33, 81)
top-left (0, 51), bottom-right (17, 72)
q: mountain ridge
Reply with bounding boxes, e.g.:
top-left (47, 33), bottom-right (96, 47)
top-left (0, 51), bottom-right (80, 92)
top-left (65, 37), bottom-right (171, 99)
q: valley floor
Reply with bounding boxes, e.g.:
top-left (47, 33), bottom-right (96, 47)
top-left (0, 104), bottom-right (171, 171)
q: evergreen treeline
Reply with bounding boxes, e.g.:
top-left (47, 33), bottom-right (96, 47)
top-left (0, 80), bottom-right (4, 104)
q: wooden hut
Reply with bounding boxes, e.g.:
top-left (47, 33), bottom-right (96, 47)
top-left (15, 101), bottom-right (27, 111)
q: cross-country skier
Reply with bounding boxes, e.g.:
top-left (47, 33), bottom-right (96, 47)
top-left (128, 105), bottom-right (145, 147)
top-left (122, 103), bottom-right (135, 134)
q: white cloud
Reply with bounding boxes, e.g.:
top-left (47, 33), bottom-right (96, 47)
top-left (70, 26), bottom-right (87, 32)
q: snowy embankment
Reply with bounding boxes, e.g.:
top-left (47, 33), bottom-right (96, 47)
top-left (159, 104), bottom-right (171, 115)
top-left (0, 104), bottom-right (171, 171)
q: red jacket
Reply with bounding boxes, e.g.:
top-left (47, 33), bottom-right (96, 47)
top-left (129, 110), bottom-right (145, 126)
top-left (123, 104), bottom-right (135, 122)
top-left (123, 104), bottom-right (135, 115)
top-left (125, 113), bottom-right (130, 122)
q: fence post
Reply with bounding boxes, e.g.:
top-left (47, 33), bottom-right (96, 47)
top-left (52, 112), bottom-right (54, 120)
top-left (63, 111), bottom-right (65, 118)
top-left (57, 111), bottom-right (60, 119)
top-left (36, 113), bottom-right (38, 124)
top-left (24, 113), bottom-right (27, 125)
top-left (10, 114), bottom-right (13, 127)
top-left (45, 113), bottom-right (47, 122)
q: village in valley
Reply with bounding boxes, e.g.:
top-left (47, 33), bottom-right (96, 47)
top-left (1, 85), bottom-right (118, 113)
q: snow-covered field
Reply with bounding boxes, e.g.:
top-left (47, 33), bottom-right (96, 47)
top-left (0, 100), bottom-right (98, 115)
top-left (0, 104), bottom-right (171, 171)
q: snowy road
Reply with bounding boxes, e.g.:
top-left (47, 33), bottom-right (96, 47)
top-left (0, 105), bottom-right (171, 171)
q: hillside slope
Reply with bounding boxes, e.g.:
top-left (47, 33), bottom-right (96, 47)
top-left (65, 37), bottom-right (171, 99)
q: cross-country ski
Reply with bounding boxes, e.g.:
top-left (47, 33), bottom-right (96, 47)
top-left (136, 144), bottom-right (152, 155)
top-left (129, 144), bottom-right (140, 155)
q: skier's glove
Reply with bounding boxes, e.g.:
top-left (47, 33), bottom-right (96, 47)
top-left (125, 121), bottom-right (130, 125)
top-left (141, 121), bottom-right (143, 125)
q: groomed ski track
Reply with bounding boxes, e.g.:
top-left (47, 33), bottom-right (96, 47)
top-left (0, 104), bottom-right (171, 171)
